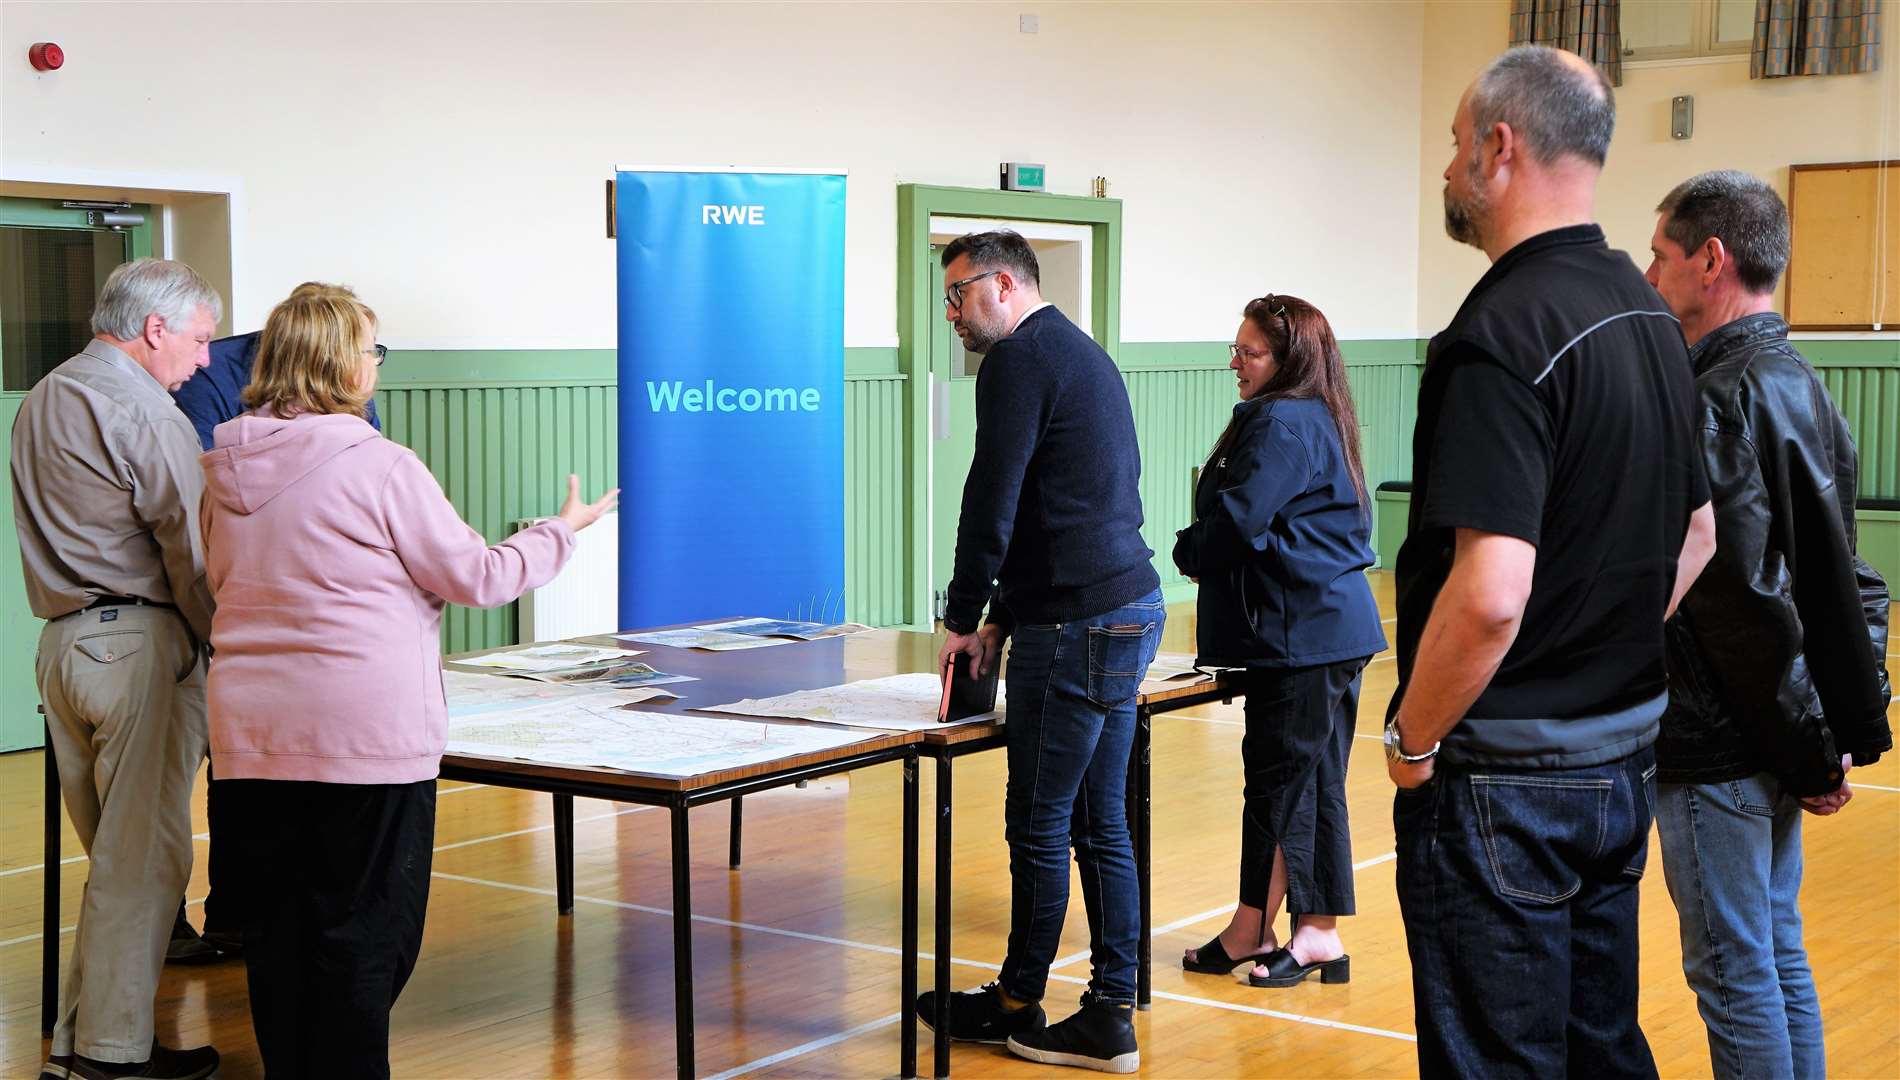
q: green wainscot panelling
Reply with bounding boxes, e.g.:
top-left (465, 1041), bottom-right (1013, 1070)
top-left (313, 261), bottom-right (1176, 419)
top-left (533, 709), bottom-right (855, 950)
top-left (1807, 339), bottom-right (1900, 500)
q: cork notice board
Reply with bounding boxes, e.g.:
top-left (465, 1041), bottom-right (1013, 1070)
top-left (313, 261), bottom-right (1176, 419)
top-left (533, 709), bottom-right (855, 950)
top-left (1787, 161), bottom-right (1900, 331)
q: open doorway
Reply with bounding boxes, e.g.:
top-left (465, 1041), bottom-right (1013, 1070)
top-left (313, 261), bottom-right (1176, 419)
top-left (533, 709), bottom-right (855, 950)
top-left (924, 217), bottom-right (1094, 620)
top-left (895, 184), bottom-right (1124, 627)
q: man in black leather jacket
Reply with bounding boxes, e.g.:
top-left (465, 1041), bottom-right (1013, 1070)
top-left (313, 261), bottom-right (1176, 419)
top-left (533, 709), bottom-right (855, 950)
top-left (1644, 169), bottom-right (1893, 1080)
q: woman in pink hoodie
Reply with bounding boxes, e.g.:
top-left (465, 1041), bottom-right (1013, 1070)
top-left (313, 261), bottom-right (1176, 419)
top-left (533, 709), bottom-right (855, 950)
top-left (199, 289), bottom-right (615, 1079)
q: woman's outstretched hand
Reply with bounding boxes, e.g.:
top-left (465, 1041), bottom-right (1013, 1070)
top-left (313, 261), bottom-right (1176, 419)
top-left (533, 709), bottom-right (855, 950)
top-left (557, 474), bottom-right (619, 532)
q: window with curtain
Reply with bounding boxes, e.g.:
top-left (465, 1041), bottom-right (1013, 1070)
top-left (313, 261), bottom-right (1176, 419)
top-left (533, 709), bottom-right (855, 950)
top-left (1510, 0), bottom-right (1624, 85)
top-left (1753, 0), bottom-right (1883, 77)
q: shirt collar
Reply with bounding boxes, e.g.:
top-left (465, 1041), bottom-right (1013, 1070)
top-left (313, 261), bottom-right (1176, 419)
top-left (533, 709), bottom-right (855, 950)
top-left (1009, 301), bottom-right (1054, 336)
top-left (81, 338), bottom-right (171, 402)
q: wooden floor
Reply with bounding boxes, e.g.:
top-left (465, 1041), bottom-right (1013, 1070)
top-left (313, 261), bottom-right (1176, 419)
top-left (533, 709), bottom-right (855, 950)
top-left (3, 573), bottom-right (1897, 1079)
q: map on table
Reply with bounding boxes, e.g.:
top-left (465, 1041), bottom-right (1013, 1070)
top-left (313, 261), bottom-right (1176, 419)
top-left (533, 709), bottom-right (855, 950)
top-left (698, 672), bottom-right (1005, 732)
top-left (443, 696), bottom-right (876, 778)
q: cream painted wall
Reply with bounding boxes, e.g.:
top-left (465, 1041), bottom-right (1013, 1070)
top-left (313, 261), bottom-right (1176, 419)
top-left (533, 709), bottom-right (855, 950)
top-left (1416, 0), bottom-right (1510, 337)
top-left (1415, 1), bottom-right (1900, 336)
top-left (0, 1), bottom-right (1425, 348)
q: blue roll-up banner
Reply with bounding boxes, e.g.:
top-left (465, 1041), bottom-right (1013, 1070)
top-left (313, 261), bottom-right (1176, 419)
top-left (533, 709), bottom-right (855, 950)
top-left (615, 168), bottom-right (846, 630)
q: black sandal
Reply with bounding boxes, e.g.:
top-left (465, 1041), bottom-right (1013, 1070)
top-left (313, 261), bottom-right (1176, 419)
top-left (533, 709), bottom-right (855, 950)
top-left (1182, 935), bottom-right (1272, 974)
top-left (1247, 947), bottom-right (1350, 987)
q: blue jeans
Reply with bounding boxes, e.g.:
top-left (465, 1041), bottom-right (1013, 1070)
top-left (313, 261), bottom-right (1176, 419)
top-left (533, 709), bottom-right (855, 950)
top-left (996, 590), bottom-right (1164, 1007)
top-left (1394, 746), bottom-right (1659, 1079)
top-left (1655, 774), bottom-right (1823, 1080)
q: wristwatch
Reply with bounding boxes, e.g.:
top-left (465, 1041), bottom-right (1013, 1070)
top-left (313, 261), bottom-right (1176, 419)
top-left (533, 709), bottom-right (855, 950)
top-left (1383, 718), bottom-right (1439, 765)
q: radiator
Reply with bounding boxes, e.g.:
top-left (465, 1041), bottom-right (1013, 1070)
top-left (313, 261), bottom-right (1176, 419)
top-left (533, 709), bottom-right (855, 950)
top-left (518, 510), bottom-right (619, 642)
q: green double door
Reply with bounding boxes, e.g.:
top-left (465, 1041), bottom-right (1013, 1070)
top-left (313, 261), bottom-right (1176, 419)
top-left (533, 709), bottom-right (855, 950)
top-left (0, 198), bottom-right (153, 750)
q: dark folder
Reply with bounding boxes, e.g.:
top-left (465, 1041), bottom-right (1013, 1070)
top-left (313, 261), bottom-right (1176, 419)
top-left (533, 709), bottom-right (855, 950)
top-left (937, 655), bottom-right (1000, 722)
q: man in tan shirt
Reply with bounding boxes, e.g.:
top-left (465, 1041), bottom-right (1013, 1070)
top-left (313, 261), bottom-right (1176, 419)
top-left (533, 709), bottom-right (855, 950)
top-left (12, 258), bottom-right (222, 1080)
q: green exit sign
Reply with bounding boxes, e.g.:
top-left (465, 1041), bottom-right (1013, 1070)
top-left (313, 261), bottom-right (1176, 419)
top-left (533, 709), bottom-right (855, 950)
top-left (1000, 162), bottom-right (1046, 192)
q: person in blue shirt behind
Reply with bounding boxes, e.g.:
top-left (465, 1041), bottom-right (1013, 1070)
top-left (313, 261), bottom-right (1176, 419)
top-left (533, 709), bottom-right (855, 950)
top-left (173, 281), bottom-right (381, 450)
top-left (164, 281), bottom-right (382, 965)
top-left (1172, 294), bottom-right (1386, 990)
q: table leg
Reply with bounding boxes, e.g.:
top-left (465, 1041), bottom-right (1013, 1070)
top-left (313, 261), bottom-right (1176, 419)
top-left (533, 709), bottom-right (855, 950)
top-left (1134, 707), bottom-right (1153, 1010)
top-left (902, 754), bottom-right (919, 1078)
top-left (933, 753), bottom-right (952, 1079)
top-left (729, 796), bottom-right (743, 870)
top-left (553, 794), bottom-right (575, 916)
top-left (43, 712), bottom-right (58, 1038)
top-left (671, 801), bottom-right (695, 1080)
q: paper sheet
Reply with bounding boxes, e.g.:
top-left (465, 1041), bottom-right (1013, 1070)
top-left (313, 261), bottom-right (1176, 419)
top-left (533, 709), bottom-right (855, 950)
top-left (518, 661), bottom-right (698, 690)
top-left (445, 701), bottom-right (874, 778)
top-left (700, 618), bottom-right (877, 641)
top-left (1139, 652), bottom-right (1216, 693)
top-left (616, 627), bottom-right (782, 651)
top-left (456, 643), bottom-right (642, 672)
top-left (441, 669), bottom-right (674, 718)
top-left (698, 672), bottom-right (1005, 732)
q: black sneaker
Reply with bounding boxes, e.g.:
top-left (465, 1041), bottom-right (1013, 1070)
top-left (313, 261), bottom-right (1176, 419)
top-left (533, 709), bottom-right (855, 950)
top-left (1006, 994), bottom-right (1139, 1074)
top-left (69, 1043), bottom-right (219, 1080)
top-left (39, 1054), bottom-right (73, 1080)
top-left (916, 981), bottom-right (1046, 1044)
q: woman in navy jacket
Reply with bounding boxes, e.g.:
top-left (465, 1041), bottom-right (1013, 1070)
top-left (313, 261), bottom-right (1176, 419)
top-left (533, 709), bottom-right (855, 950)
top-left (1172, 295), bottom-right (1386, 989)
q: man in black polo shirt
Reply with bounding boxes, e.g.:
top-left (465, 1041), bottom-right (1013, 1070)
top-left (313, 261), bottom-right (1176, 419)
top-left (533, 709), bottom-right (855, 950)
top-left (915, 230), bottom-right (1163, 1074)
top-left (1385, 46), bottom-right (1716, 1078)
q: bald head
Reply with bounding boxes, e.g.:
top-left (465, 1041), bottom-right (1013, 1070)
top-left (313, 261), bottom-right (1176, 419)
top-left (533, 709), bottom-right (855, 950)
top-left (1466, 45), bottom-right (1615, 169)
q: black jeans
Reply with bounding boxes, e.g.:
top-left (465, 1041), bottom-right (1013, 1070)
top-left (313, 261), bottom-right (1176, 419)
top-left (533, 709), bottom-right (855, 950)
top-left (1235, 659), bottom-right (1365, 915)
top-left (219, 777), bottom-right (436, 1080)
top-left (1394, 745), bottom-right (1659, 1080)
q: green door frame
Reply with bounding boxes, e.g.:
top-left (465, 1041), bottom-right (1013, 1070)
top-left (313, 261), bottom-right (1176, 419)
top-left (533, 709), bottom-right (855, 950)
top-left (895, 184), bottom-right (1123, 626)
top-left (0, 196), bottom-right (156, 751)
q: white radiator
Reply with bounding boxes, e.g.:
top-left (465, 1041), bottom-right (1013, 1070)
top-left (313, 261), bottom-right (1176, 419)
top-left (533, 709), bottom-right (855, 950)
top-left (517, 510), bottom-right (619, 642)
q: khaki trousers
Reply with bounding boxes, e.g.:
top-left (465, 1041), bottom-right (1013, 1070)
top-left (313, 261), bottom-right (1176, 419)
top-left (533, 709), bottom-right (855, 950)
top-left (38, 604), bottom-right (205, 1063)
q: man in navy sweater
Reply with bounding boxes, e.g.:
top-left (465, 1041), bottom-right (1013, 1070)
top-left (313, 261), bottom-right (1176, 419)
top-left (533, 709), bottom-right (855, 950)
top-left (917, 230), bottom-right (1162, 1074)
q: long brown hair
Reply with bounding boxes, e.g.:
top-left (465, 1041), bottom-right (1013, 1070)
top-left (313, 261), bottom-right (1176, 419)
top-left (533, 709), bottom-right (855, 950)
top-left (1217, 294), bottom-right (1368, 506)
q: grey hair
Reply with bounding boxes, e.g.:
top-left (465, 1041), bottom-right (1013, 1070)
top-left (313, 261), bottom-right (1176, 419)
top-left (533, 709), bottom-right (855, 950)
top-left (1657, 170), bottom-right (1790, 295)
top-left (1469, 45), bottom-right (1616, 168)
top-left (89, 258), bottom-right (223, 340)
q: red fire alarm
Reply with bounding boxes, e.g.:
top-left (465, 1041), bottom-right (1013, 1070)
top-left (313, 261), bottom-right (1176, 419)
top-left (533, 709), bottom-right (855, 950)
top-left (29, 42), bottom-right (64, 72)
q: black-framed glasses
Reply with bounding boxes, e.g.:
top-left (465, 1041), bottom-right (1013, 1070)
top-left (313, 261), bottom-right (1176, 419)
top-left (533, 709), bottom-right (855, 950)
top-left (943, 269), bottom-right (1002, 311)
top-left (366, 343), bottom-right (387, 367)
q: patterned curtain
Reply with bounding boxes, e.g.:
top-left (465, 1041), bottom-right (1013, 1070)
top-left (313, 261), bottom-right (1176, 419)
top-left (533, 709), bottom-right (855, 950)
top-left (1510, 0), bottom-right (1623, 87)
top-left (1753, 0), bottom-right (1883, 78)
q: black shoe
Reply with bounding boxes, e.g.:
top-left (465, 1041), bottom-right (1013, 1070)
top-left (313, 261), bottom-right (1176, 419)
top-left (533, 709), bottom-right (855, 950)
top-left (916, 981), bottom-right (1046, 1044)
top-left (39, 1055), bottom-right (73, 1080)
top-left (199, 928), bottom-right (244, 957)
top-left (1246, 947), bottom-right (1350, 987)
top-left (70, 1043), bottom-right (218, 1080)
top-left (1006, 994), bottom-right (1139, 1074)
top-left (164, 911), bottom-right (224, 966)
top-left (1181, 934), bottom-right (1273, 974)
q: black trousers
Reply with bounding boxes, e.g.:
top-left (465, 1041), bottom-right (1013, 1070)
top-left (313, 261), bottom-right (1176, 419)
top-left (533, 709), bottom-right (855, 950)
top-left (219, 777), bottom-right (436, 1080)
top-left (202, 762), bottom-right (237, 933)
top-left (1236, 658), bottom-right (1367, 916)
